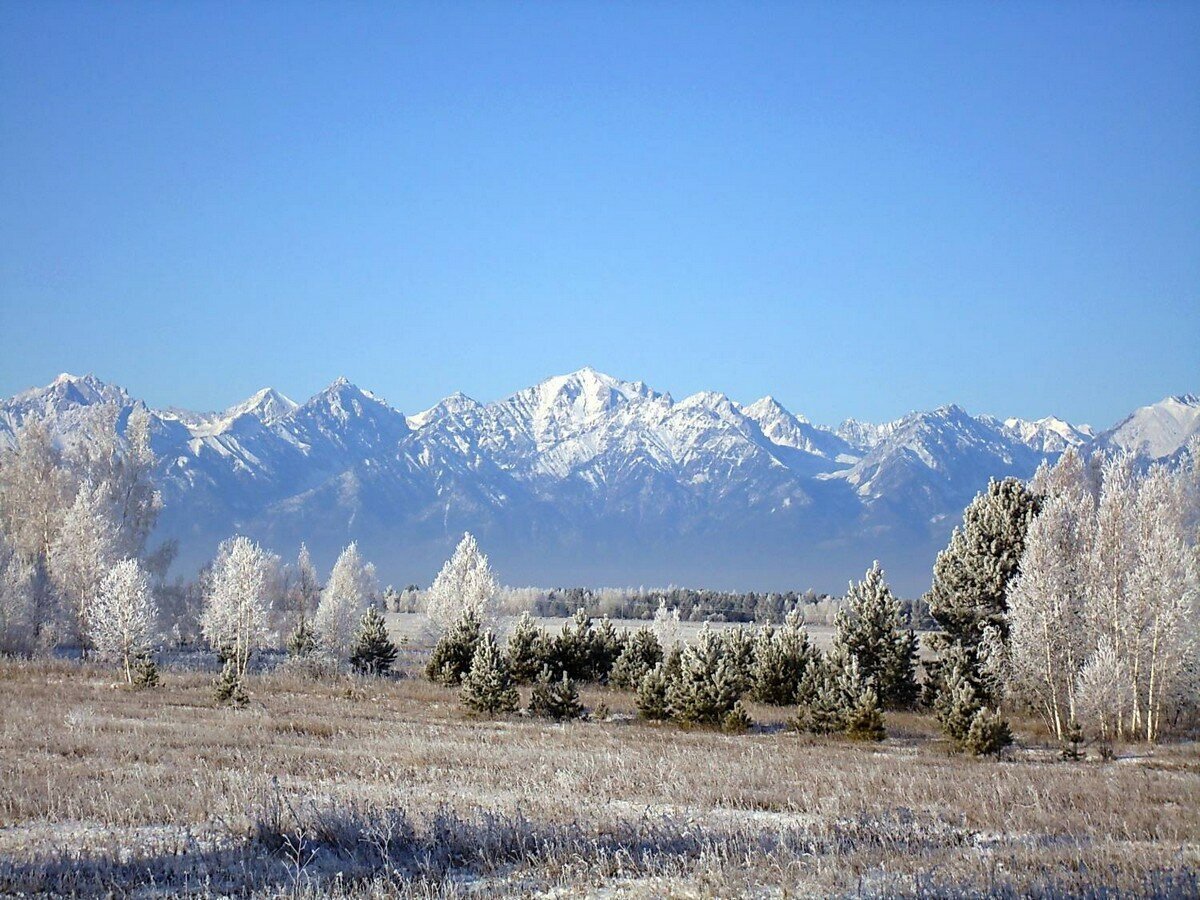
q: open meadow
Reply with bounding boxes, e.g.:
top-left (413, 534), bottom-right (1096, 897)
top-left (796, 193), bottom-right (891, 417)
top-left (1, 651), bottom-right (1197, 899)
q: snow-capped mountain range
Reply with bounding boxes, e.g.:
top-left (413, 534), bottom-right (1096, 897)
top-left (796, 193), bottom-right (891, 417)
top-left (2, 369), bottom-right (1196, 594)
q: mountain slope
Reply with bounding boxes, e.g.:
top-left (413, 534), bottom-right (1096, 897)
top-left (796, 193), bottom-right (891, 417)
top-left (1, 371), bottom-right (1193, 594)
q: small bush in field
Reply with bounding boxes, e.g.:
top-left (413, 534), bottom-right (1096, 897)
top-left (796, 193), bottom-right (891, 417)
top-left (214, 659), bottom-right (249, 707)
top-left (349, 606), bottom-right (398, 676)
top-left (528, 667), bottom-right (583, 721)
top-left (844, 687), bottom-right (886, 742)
top-left (609, 627), bottom-right (663, 689)
top-left (721, 701), bottom-right (753, 734)
top-left (963, 707), bottom-right (1013, 757)
top-left (459, 631), bottom-right (519, 714)
top-left (131, 650), bottom-right (160, 689)
top-left (287, 617), bottom-right (317, 657)
top-left (427, 607), bottom-right (482, 685)
top-left (636, 664), bottom-right (672, 721)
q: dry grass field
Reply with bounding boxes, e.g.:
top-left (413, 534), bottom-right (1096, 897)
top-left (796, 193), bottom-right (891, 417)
top-left (1, 652), bottom-right (1198, 898)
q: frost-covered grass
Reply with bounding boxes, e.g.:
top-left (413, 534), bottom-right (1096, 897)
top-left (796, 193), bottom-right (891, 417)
top-left (1, 657), bottom-right (1197, 897)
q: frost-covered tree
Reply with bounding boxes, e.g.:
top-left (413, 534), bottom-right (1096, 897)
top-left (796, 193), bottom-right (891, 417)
top-left (459, 631), bottom-right (519, 714)
top-left (0, 417), bottom-right (74, 645)
top-left (528, 666), bottom-right (583, 721)
top-left (49, 481), bottom-right (120, 646)
top-left (1125, 464), bottom-right (1198, 741)
top-left (349, 605), bottom-right (398, 676)
top-left (668, 624), bottom-right (742, 725)
top-left (830, 562), bottom-right (918, 709)
top-left (751, 610), bottom-right (816, 705)
top-left (609, 627), bottom-right (663, 690)
top-left (927, 478), bottom-right (1040, 650)
top-left (652, 600), bottom-right (682, 652)
top-left (1008, 492), bottom-right (1096, 741)
top-left (505, 611), bottom-right (547, 683)
top-left (88, 558), bottom-right (157, 683)
top-left (425, 533), bottom-right (499, 632)
top-left (1011, 451), bottom-right (1199, 743)
top-left (314, 542), bottom-right (378, 660)
top-left (0, 533), bottom-right (37, 655)
top-left (75, 405), bottom-right (161, 560)
top-left (294, 543), bottom-right (322, 621)
top-left (200, 536), bottom-right (279, 682)
top-left (426, 606), bottom-right (483, 685)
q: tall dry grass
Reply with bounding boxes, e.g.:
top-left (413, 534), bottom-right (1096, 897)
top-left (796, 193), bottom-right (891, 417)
top-left (0, 657), bottom-right (1197, 897)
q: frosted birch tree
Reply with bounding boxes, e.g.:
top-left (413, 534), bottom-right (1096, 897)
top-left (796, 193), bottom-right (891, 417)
top-left (88, 558), bottom-right (157, 683)
top-left (200, 536), bottom-right (279, 680)
top-left (1007, 490), bottom-right (1095, 741)
top-left (48, 481), bottom-right (120, 646)
top-left (425, 533), bottom-right (499, 632)
top-left (0, 533), bottom-right (36, 655)
top-left (652, 599), bottom-right (682, 653)
top-left (314, 542), bottom-right (378, 660)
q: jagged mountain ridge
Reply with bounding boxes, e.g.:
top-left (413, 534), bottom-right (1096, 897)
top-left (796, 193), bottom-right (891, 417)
top-left (1, 369), bottom-right (1196, 594)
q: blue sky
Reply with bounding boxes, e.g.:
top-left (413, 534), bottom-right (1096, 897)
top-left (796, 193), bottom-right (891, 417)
top-left (1, 2), bottom-right (1196, 429)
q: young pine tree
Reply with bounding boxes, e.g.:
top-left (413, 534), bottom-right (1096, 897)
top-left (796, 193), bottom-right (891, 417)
top-left (505, 611), bottom-right (546, 684)
top-left (831, 562), bottom-right (918, 709)
top-left (287, 617), bottom-right (318, 657)
top-left (751, 610), bottom-right (815, 705)
top-left (426, 607), bottom-right (483, 685)
top-left (528, 666), bottom-right (584, 721)
top-left (636, 663), bottom-right (672, 721)
top-left (349, 606), bottom-right (398, 676)
top-left (131, 649), bottom-right (160, 688)
top-left (668, 625), bottom-right (742, 725)
top-left (609, 627), bottom-right (663, 689)
top-left (459, 631), bottom-right (519, 714)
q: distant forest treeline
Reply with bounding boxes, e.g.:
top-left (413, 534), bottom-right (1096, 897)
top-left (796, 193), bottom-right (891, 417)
top-left (388, 584), bottom-right (937, 628)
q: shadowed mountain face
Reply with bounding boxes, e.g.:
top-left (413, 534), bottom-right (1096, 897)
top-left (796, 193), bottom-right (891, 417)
top-left (2, 369), bottom-right (1195, 595)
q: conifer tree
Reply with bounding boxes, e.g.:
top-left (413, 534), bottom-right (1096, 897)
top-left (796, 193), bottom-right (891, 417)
top-left (131, 649), bottom-right (160, 688)
top-left (609, 627), bottom-right (663, 689)
top-left (505, 611), bottom-right (546, 683)
top-left (751, 610), bottom-right (815, 705)
top-left (426, 606), bottom-right (482, 685)
top-left (721, 700), bottom-right (753, 734)
top-left (927, 478), bottom-right (1041, 650)
top-left (553, 608), bottom-right (596, 680)
top-left (720, 625), bottom-right (757, 698)
top-left (668, 624), bottom-right (741, 725)
top-left (215, 658), bottom-right (249, 707)
top-left (287, 616), bottom-right (317, 657)
top-left (528, 666), bottom-right (583, 721)
top-left (831, 562), bottom-right (918, 709)
top-left (590, 617), bottom-right (625, 682)
top-left (844, 686), bottom-right (886, 742)
top-left (459, 631), bottom-right (519, 714)
top-left (963, 707), bottom-right (1013, 757)
top-left (933, 646), bottom-right (983, 748)
top-left (350, 605), bottom-right (398, 676)
top-left (636, 663), bottom-right (672, 721)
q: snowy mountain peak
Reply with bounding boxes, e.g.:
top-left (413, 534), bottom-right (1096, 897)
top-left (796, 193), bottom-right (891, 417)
top-left (743, 396), bottom-right (811, 426)
top-left (13, 372), bottom-right (129, 412)
top-left (999, 415), bottom-right (1094, 454)
top-left (1098, 393), bottom-right (1200, 459)
top-left (407, 392), bottom-right (483, 430)
top-left (224, 387), bottom-right (298, 425)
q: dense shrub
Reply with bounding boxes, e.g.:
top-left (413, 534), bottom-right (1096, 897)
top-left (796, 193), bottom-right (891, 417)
top-left (528, 667), bottom-right (584, 721)
top-left (426, 608), bottom-right (482, 685)
top-left (459, 631), bottom-right (519, 714)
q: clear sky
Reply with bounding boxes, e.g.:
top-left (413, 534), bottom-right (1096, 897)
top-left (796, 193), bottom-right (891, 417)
top-left (1, 2), bottom-right (1196, 429)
